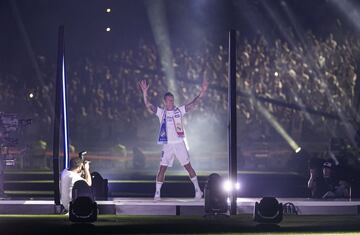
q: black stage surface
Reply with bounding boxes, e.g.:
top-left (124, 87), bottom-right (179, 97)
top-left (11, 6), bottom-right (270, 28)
top-left (1, 214), bottom-right (360, 234)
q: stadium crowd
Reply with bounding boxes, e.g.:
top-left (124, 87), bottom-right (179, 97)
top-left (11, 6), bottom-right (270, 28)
top-left (0, 31), bottom-right (359, 151)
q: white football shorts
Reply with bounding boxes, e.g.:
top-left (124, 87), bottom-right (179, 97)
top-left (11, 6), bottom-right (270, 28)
top-left (160, 141), bottom-right (190, 167)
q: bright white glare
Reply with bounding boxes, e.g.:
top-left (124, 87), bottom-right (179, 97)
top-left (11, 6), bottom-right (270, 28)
top-left (223, 180), bottom-right (241, 192)
top-left (235, 182), bottom-right (241, 190)
top-left (106, 8), bottom-right (111, 13)
top-left (28, 92), bottom-right (34, 99)
top-left (295, 147), bottom-right (302, 153)
top-left (223, 180), bottom-right (233, 192)
top-left (274, 71), bottom-right (279, 77)
top-left (106, 27), bottom-right (111, 32)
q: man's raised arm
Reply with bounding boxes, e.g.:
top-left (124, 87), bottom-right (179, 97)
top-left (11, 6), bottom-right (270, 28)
top-left (139, 80), bottom-right (157, 114)
top-left (185, 78), bottom-right (208, 112)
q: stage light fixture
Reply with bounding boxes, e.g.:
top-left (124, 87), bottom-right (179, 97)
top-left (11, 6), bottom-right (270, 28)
top-left (253, 197), bottom-right (283, 224)
top-left (106, 27), bottom-right (111, 32)
top-left (204, 173), bottom-right (228, 216)
top-left (69, 197), bottom-right (97, 222)
top-left (69, 180), bottom-right (98, 222)
top-left (106, 8), bottom-right (111, 13)
top-left (274, 71), bottom-right (279, 77)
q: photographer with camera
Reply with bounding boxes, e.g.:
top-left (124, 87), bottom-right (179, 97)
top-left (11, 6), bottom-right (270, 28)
top-left (308, 159), bottom-right (350, 199)
top-left (60, 153), bottom-right (92, 211)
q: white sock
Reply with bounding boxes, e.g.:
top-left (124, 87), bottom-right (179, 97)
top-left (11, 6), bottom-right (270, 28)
top-left (190, 176), bottom-right (201, 192)
top-left (155, 181), bottom-right (163, 194)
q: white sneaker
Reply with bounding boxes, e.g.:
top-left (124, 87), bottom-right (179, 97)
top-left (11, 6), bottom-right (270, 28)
top-left (195, 189), bottom-right (203, 199)
top-left (154, 191), bottom-right (161, 201)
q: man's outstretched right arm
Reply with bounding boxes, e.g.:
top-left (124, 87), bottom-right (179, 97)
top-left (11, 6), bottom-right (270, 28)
top-left (139, 80), bottom-right (156, 114)
top-left (143, 91), bottom-right (157, 114)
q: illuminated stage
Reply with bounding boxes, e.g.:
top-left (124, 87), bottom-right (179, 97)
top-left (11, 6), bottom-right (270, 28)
top-left (1, 197), bottom-right (359, 216)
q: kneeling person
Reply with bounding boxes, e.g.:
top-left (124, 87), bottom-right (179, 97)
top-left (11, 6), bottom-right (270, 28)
top-left (60, 158), bottom-right (92, 211)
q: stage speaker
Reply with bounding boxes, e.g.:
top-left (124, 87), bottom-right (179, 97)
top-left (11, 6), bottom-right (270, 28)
top-left (91, 172), bottom-right (108, 200)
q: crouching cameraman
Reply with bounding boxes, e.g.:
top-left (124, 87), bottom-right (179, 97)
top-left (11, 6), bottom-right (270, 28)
top-left (308, 161), bottom-right (350, 199)
top-left (60, 157), bottom-right (92, 211)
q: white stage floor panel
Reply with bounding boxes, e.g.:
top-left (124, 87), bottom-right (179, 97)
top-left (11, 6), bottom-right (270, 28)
top-left (0, 198), bottom-right (359, 215)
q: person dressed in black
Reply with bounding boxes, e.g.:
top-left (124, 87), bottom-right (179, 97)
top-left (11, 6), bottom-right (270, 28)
top-left (308, 161), bottom-right (350, 198)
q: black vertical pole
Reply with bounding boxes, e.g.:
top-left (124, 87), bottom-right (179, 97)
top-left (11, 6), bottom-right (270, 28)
top-left (52, 26), bottom-right (64, 208)
top-left (0, 146), bottom-right (4, 197)
top-left (228, 29), bottom-right (237, 216)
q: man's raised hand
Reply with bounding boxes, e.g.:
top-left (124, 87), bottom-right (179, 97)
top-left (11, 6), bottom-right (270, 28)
top-left (139, 80), bottom-right (156, 113)
top-left (139, 80), bottom-right (149, 94)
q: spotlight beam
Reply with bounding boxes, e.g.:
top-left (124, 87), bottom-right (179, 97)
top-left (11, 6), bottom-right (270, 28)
top-left (179, 77), bottom-right (341, 121)
top-left (260, 0), bottom-right (355, 136)
top-left (145, 0), bottom-right (179, 99)
top-left (330, 0), bottom-right (360, 32)
top-left (9, 0), bottom-right (54, 115)
top-left (279, 0), bottom-right (358, 146)
top-left (282, 1), bottom-right (357, 123)
top-left (250, 97), bottom-right (301, 153)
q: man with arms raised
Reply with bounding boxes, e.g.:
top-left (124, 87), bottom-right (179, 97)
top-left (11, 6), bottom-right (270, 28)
top-left (139, 79), bottom-right (208, 200)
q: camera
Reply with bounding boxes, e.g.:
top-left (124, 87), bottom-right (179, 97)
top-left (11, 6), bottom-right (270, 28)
top-left (79, 151), bottom-right (90, 163)
top-left (79, 151), bottom-right (87, 161)
top-left (79, 151), bottom-right (90, 177)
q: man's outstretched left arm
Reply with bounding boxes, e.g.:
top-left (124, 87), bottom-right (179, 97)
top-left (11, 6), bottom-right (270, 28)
top-left (185, 79), bottom-right (208, 112)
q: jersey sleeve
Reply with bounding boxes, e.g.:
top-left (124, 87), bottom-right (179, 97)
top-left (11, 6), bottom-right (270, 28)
top-left (179, 105), bottom-right (186, 116)
top-left (156, 107), bottom-right (164, 120)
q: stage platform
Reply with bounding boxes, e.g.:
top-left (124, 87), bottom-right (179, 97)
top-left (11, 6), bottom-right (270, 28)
top-left (1, 197), bottom-right (360, 216)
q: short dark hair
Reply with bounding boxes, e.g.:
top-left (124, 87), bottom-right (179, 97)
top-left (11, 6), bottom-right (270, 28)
top-left (164, 92), bottom-right (174, 100)
top-left (69, 157), bottom-right (83, 170)
top-left (323, 162), bottom-right (333, 169)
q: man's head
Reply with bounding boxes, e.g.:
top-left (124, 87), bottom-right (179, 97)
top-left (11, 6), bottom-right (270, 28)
top-left (69, 157), bottom-right (83, 173)
top-left (163, 92), bottom-right (175, 110)
top-left (322, 162), bottom-right (333, 178)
